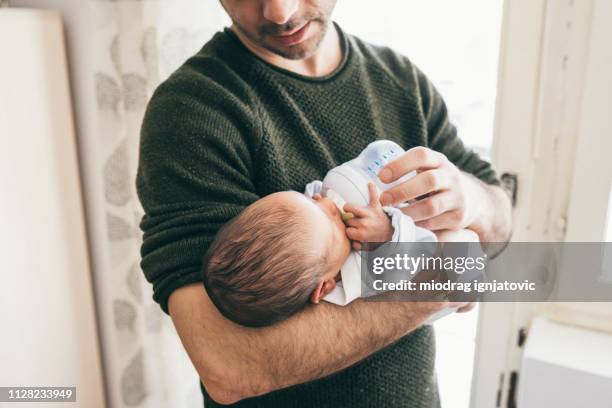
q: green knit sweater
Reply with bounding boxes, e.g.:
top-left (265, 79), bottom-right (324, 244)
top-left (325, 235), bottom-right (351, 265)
top-left (137, 24), bottom-right (498, 408)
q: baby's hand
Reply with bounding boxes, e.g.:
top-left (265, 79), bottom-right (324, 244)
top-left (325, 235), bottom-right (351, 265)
top-left (344, 183), bottom-right (394, 251)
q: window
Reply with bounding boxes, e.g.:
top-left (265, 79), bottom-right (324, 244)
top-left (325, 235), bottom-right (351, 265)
top-left (334, 0), bottom-right (503, 151)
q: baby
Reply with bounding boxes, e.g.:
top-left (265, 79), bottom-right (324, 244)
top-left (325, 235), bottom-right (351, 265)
top-left (202, 141), bottom-right (437, 327)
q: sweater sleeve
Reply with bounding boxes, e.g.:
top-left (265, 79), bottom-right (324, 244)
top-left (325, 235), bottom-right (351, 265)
top-left (136, 73), bottom-right (260, 313)
top-left (415, 67), bottom-right (501, 186)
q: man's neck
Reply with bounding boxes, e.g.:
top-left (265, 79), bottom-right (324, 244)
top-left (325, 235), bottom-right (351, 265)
top-left (231, 23), bottom-right (343, 78)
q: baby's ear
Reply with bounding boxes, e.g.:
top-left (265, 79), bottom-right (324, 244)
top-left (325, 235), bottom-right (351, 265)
top-left (310, 279), bottom-right (337, 304)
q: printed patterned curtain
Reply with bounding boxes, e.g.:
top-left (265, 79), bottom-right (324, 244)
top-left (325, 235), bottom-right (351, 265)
top-left (90, 1), bottom-right (226, 406)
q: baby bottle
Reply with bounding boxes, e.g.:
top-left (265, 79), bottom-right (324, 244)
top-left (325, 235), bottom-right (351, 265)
top-left (322, 140), bottom-right (416, 209)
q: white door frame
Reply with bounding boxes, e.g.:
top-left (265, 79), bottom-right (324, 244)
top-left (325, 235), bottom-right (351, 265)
top-left (470, 0), bottom-right (608, 406)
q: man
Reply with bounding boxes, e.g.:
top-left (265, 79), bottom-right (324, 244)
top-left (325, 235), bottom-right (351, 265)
top-left (136, 0), bottom-right (512, 406)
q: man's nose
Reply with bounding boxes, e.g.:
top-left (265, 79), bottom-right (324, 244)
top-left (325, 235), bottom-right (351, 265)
top-left (262, 0), bottom-right (299, 25)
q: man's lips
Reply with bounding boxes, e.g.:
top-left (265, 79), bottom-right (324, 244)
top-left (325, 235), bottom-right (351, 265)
top-left (270, 21), bottom-right (311, 46)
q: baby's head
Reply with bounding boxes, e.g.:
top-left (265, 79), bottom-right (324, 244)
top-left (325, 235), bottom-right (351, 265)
top-left (203, 191), bottom-right (351, 327)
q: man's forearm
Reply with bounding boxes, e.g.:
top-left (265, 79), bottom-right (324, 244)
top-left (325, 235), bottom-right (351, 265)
top-left (169, 284), bottom-right (446, 404)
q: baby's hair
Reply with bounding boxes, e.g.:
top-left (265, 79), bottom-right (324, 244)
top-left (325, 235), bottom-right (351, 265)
top-left (202, 194), bottom-right (331, 327)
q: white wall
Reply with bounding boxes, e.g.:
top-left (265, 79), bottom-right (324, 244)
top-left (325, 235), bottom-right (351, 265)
top-left (0, 9), bottom-right (106, 407)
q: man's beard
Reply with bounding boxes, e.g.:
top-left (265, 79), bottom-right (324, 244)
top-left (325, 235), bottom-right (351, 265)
top-left (234, 13), bottom-right (330, 60)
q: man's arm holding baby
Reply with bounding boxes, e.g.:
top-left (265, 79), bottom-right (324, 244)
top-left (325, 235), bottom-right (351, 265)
top-left (173, 183), bottom-right (475, 404)
top-left (169, 283), bottom-right (457, 404)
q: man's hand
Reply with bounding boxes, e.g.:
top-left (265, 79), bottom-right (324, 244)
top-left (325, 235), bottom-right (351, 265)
top-left (379, 147), bottom-right (482, 230)
top-left (378, 146), bottom-right (512, 244)
top-left (344, 183), bottom-right (394, 250)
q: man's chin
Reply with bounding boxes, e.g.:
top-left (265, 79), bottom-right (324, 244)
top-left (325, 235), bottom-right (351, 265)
top-left (263, 22), bottom-right (328, 61)
top-left (264, 36), bottom-right (323, 60)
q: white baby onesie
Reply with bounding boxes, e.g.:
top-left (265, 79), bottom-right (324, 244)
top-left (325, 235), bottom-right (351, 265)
top-left (304, 180), bottom-right (437, 306)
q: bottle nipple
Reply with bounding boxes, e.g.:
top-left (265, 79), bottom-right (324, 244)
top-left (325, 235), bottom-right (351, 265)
top-left (325, 189), bottom-right (354, 223)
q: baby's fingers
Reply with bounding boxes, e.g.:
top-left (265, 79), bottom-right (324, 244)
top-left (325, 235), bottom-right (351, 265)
top-left (367, 182), bottom-right (381, 207)
top-left (343, 203), bottom-right (370, 218)
top-left (346, 227), bottom-right (366, 242)
top-left (345, 218), bottom-right (366, 229)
